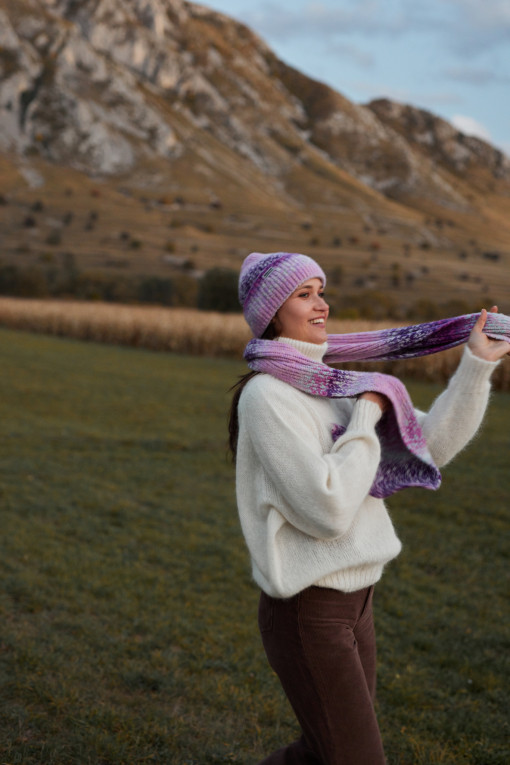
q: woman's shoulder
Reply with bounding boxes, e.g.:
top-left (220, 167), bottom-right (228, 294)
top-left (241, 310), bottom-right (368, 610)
top-left (241, 372), bottom-right (293, 400)
top-left (239, 372), bottom-right (310, 413)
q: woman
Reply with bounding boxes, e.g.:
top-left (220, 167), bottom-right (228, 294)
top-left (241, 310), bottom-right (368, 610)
top-left (230, 251), bottom-right (509, 764)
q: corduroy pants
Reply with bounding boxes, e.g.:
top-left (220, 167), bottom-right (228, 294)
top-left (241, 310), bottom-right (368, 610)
top-left (257, 585), bottom-right (386, 765)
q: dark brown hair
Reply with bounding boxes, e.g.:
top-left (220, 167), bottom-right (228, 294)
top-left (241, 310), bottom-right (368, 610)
top-left (228, 322), bottom-right (278, 459)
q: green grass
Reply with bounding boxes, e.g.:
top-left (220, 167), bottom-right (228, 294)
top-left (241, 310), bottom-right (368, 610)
top-left (0, 327), bottom-right (508, 764)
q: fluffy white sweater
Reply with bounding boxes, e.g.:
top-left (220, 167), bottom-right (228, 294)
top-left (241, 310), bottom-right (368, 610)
top-left (236, 337), bottom-right (498, 597)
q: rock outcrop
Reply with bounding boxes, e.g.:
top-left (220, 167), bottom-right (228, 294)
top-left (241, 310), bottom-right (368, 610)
top-left (0, 0), bottom-right (508, 213)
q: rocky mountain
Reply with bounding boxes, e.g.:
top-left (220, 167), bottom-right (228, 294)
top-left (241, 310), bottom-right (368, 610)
top-left (1, 0), bottom-right (509, 212)
top-left (0, 0), bottom-right (509, 319)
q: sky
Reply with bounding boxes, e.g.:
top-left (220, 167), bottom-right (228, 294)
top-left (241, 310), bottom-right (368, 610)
top-left (195, 0), bottom-right (510, 156)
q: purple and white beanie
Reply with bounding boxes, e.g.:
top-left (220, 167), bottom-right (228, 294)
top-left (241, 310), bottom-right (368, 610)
top-left (239, 252), bottom-right (327, 337)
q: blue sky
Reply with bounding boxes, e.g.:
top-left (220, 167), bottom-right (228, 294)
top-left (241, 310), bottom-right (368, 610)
top-left (196, 0), bottom-right (510, 156)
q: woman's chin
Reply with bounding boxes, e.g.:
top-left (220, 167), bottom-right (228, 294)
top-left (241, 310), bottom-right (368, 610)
top-left (307, 327), bottom-right (328, 344)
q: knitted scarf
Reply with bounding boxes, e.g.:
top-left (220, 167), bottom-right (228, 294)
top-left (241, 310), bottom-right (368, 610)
top-left (244, 312), bottom-right (510, 499)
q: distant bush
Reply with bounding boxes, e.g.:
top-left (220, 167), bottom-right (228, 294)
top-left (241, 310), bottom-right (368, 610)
top-left (73, 272), bottom-right (131, 302)
top-left (341, 290), bottom-right (399, 320)
top-left (170, 274), bottom-right (199, 308)
top-left (0, 265), bottom-right (48, 297)
top-left (407, 299), bottom-right (444, 321)
top-left (46, 231), bottom-right (62, 246)
top-left (442, 298), bottom-right (476, 316)
top-left (198, 268), bottom-right (239, 313)
top-left (0, 261), bottom-right (198, 309)
top-left (329, 266), bottom-right (344, 286)
top-left (39, 252), bottom-right (55, 264)
top-left (137, 276), bottom-right (173, 305)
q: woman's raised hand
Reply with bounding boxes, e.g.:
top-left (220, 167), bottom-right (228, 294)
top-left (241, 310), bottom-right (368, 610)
top-left (468, 306), bottom-right (510, 361)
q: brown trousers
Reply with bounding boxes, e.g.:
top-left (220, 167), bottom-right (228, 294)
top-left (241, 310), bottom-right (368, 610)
top-left (257, 585), bottom-right (386, 765)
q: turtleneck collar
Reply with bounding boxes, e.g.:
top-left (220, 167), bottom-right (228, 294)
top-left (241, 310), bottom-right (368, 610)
top-left (276, 336), bottom-right (328, 363)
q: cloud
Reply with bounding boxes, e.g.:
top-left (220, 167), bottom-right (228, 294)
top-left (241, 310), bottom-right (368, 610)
top-left (325, 41), bottom-right (375, 69)
top-left (444, 0), bottom-right (510, 50)
top-left (240, 0), bottom-right (424, 41)
top-left (443, 67), bottom-right (508, 86)
top-left (450, 114), bottom-right (492, 141)
top-left (237, 0), bottom-right (510, 56)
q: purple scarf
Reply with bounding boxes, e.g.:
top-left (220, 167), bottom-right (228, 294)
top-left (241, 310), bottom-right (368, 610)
top-left (244, 313), bottom-right (510, 498)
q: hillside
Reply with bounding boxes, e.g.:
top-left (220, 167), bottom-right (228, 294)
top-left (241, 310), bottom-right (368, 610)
top-left (0, 0), bottom-right (509, 316)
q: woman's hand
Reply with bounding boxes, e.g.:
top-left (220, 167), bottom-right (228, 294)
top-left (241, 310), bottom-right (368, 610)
top-left (468, 306), bottom-right (510, 361)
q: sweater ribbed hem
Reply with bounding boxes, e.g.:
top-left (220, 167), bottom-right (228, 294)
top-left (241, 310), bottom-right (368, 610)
top-left (313, 563), bottom-right (385, 593)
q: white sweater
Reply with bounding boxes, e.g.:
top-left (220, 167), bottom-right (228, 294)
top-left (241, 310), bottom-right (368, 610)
top-left (236, 337), bottom-right (498, 598)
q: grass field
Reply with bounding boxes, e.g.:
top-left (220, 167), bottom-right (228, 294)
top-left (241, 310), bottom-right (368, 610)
top-left (0, 328), bottom-right (508, 764)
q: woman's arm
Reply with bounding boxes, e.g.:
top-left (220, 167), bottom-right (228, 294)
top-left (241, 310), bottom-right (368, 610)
top-left (239, 377), bottom-right (383, 540)
top-left (416, 307), bottom-right (507, 467)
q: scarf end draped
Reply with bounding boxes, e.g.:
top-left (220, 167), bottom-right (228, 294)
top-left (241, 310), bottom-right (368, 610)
top-left (369, 448), bottom-right (442, 498)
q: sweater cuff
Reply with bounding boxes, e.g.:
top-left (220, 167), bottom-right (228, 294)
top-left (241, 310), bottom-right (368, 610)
top-left (348, 399), bottom-right (383, 431)
top-left (456, 345), bottom-right (500, 388)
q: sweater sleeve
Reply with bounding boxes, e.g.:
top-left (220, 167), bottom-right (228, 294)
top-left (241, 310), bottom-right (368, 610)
top-left (239, 378), bottom-right (383, 540)
top-left (416, 345), bottom-right (499, 468)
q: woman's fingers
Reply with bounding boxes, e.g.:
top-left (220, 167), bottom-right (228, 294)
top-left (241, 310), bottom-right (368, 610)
top-left (473, 308), bottom-right (487, 333)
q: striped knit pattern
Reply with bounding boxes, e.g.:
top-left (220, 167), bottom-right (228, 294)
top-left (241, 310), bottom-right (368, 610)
top-left (239, 251), bottom-right (326, 338)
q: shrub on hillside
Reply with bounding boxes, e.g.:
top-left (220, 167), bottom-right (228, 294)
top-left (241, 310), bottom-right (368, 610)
top-left (198, 268), bottom-right (239, 313)
top-left (137, 276), bottom-right (173, 305)
top-left (407, 299), bottom-right (444, 320)
top-left (340, 290), bottom-right (399, 320)
top-left (170, 274), bottom-right (199, 308)
top-left (0, 264), bottom-right (48, 297)
top-left (73, 272), bottom-right (133, 302)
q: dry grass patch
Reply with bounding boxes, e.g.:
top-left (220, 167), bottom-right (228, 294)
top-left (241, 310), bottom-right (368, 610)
top-left (0, 297), bottom-right (392, 357)
top-left (0, 297), bottom-right (508, 390)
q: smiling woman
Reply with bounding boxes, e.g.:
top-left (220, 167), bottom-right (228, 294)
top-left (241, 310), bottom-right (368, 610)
top-left (228, 250), bottom-right (509, 764)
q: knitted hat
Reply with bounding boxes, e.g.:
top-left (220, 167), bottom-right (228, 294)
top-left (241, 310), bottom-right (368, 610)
top-left (239, 252), bottom-right (327, 337)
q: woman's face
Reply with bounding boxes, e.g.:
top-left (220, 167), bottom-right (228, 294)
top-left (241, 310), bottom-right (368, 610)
top-left (272, 277), bottom-right (329, 344)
